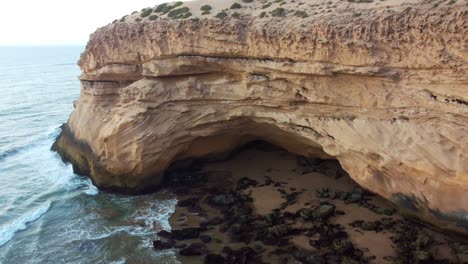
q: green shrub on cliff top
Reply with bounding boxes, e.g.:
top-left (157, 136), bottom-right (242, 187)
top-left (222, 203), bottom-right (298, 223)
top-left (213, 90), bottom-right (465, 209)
top-left (155, 2), bottom-right (183, 14)
top-left (149, 15), bottom-right (159, 21)
top-left (230, 3), bottom-right (242, 9)
top-left (262, 3), bottom-right (272, 9)
top-left (168, 6), bottom-right (190, 18)
top-left (215, 11), bottom-right (228, 19)
top-left (140, 8), bottom-right (153, 18)
top-left (173, 1), bottom-right (183, 8)
top-left (271, 7), bottom-right (286, 17)
top-left (161, 5), bottom-right (175, 13)
top-left (155, 3), bottom-right (168, 12)
top-left (201, 5), bottom-right (212, 11)
top-left (294, 10), bottom-right (308, 18)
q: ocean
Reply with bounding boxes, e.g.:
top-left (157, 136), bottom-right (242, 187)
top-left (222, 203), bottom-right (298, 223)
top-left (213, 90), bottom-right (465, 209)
top-left (0, 46), bottom-right (178, 264)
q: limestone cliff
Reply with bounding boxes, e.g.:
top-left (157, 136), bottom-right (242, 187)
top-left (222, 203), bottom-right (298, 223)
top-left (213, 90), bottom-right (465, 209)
top-left (53, 0), bottom-right (468, 234)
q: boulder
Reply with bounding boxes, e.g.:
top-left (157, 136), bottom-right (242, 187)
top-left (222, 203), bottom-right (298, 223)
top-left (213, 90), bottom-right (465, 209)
top-left (152, 240), bottom-right (175, 251)
top-left (179, 243), bottom-right (209, 256)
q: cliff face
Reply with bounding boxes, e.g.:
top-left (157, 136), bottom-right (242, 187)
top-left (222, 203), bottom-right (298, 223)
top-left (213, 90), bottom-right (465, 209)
top-left (54, 0), bottom-right (468, 234)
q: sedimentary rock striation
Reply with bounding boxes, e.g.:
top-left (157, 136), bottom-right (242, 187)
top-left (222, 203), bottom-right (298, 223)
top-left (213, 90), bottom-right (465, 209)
top-left (53, 0), bottom-right (468, 234)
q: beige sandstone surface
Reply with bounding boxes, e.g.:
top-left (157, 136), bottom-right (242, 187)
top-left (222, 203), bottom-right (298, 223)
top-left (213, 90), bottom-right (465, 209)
top-left (53, 0), bottom-right (468, 234)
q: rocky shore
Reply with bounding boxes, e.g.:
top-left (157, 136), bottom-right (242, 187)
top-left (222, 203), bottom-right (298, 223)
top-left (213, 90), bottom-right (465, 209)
top-left (152, 143), bottom-right (468, 263)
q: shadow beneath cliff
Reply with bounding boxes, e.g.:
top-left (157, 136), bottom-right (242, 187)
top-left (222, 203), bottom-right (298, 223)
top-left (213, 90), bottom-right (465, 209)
top-left (163, 140), bottom-right (339, 185)
top-left (158, 140), bottom-right (468, 263)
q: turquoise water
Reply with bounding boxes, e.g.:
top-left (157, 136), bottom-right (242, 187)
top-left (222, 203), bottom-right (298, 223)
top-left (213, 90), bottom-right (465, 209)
top-left (0, 47), bottom-right (178, 264)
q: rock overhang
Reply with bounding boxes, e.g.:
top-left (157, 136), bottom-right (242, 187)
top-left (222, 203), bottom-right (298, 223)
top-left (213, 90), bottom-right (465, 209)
top-left (54, 0), bottom-right (468, 234)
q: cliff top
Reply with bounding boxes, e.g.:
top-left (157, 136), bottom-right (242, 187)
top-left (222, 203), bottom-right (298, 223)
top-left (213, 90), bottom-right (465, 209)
top-left (79, 0), bottom-right (466, 75)
top-left (114, 0), bottom-right (459, 23)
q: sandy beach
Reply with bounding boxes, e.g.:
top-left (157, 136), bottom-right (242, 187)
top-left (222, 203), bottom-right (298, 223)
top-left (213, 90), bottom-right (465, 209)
top-left (151, 142), bottom-right (467, 263)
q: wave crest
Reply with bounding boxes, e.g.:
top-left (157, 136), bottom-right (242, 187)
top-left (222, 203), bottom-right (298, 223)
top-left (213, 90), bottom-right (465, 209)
top-left (0, 201), bottom-right (51, 247)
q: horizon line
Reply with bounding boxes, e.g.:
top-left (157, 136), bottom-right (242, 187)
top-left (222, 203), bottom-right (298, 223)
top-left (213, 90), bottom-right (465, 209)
top-left (0, 43), bottom-right (87, 47)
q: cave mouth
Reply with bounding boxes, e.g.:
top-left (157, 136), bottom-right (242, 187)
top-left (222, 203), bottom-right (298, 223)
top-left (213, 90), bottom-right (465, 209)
top-left (159, 119), bottom-right (337, 188)
top-left (162, 139), bottom-right (345, 189)
top-left (163, 139), bottom-right (365, 206)
top-left (160, 140), bottom-right (466, 263)
top-left (162, 139), bottom-right (368, 208)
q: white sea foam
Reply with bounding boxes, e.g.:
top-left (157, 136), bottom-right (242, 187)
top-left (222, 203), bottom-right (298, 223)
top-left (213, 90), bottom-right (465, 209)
top-left (65, 193), bottom-right (177, 245)
top-left (108, 258), bottom-right (126, 264)
top-left (0, 201), bottom-right (51, 247)
top-left (132, 195), bottom-right (178, 233)
top-left (83, 179), bottom-right (98, 196)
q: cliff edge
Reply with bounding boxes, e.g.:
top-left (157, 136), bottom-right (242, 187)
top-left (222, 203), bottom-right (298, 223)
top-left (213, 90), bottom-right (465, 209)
top-left (53, 0), bottom-right (468, 234)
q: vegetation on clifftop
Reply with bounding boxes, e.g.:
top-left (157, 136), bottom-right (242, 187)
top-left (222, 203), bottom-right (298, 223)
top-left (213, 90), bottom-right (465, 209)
top-left (111, 0), bottom-right (454, 24)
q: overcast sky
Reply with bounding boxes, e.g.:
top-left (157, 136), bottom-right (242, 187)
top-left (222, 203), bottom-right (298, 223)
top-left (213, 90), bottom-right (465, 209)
top-left (0, 0), bottom-right (184, 46)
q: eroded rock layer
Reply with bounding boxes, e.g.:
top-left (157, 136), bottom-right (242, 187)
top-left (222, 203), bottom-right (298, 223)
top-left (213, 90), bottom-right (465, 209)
top-left (53, 0), bottom-right (468, 234)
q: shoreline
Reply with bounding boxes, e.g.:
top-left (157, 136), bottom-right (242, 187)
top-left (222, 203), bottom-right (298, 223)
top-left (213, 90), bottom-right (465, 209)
top-left (154, 143), bottom-right (467, 263)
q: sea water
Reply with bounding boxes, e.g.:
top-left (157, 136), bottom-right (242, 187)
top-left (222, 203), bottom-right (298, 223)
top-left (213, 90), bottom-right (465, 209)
top-left (0, 46), bottom-right (178, 264)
